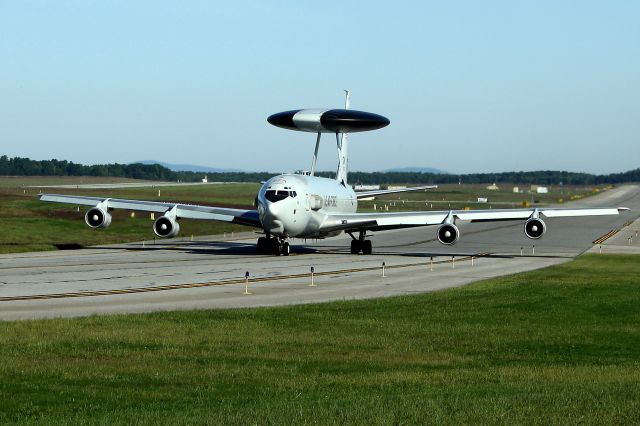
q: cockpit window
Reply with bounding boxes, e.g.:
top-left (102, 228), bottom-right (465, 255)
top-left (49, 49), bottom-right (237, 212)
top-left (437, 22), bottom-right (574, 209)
top-left (265, 190), bottom-right (291, 202)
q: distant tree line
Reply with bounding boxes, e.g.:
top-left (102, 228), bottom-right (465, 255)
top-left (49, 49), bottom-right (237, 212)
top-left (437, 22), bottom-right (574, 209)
top-left (346, 169), bottom-right (640, 186)
top-left (0, 156), bottom-right (176, 181)
top-left (1, 155), bottom-right (638, 185)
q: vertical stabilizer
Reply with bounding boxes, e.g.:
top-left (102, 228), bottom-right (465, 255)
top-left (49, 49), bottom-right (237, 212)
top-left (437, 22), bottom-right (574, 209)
top-left (336, 90), bottom-right (350, 184)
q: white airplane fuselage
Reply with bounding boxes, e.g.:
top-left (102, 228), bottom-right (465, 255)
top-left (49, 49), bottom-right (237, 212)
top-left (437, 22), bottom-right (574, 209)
top-left (257, 174), bottom-right (356, 238)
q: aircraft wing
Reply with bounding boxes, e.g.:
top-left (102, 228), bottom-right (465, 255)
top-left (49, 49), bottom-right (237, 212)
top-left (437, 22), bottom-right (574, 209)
top-left (321, 206), bottom-right (629, 233)
top-left (39, 194), bottom-right (262, 227)
top-left (355, 185), bottom-right (438, 199)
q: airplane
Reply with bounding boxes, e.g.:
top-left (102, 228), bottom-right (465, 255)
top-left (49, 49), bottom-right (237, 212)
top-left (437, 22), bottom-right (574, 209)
top-left (40, 91), bottom-right (629, 256)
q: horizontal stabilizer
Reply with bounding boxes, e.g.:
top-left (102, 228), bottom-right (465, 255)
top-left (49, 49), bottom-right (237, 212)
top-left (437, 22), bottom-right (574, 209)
top-left (355, 185), bottom-right (438, 199)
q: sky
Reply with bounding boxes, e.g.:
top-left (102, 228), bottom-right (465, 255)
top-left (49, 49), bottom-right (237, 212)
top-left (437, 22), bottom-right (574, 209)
top-left (1, 1), bottom-right (638, 174)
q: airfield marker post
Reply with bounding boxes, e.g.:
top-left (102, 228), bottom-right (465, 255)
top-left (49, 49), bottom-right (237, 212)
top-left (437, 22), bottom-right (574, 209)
top-left (471, 256), bottom-right (474, 267)
top-left (382, 261), bottom-right (386, 277)
top-left (520, 247), bottom-right (523, 256)
top-left (430, 256), bottom-right (433, 272)
top-left (309, 266), bottom-right (316, 287)
top-left (244, 271), bottom-right (251, 295)
top-left (599, 245), bottom-right (602, 254)
top-left (532, 245), bottom-right (535, 255)
top-left (452, 256), bottom-right (455, 269)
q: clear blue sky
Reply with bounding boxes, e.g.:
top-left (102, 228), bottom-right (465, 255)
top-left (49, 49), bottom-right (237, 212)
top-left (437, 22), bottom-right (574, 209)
top-left (1, 1), bottom-right (638, 174)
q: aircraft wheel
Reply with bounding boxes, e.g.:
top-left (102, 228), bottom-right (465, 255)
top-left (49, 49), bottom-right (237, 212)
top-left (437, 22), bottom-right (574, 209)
top-left (282, 242), bottom-right (290, 256)
top-left (350, 240), bottom-right (361, 254)
top-left (257, 237), bottom-right (268, 253)
top-left (363, 240), bottom-right (372, 255)
top-left (271, 239), bottom-right (282, 256)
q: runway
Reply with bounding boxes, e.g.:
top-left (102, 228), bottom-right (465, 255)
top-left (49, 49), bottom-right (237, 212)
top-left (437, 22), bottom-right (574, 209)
top-left (1, 185), bottom-right (638, 321)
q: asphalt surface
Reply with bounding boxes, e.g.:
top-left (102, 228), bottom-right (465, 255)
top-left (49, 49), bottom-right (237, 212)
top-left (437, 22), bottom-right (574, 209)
top-left (1, 185), bottom-right (638, 321)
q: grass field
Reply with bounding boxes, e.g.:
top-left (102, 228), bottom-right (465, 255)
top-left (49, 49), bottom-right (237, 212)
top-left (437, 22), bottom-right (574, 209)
top-left (0, 176), bottom-right (605, 254)
top-left (1, 254), bottom-right (638, 425)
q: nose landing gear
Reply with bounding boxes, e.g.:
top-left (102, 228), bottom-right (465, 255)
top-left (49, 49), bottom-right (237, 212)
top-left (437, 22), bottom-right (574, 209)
top-left (257, 234), bottom-right (290, 256)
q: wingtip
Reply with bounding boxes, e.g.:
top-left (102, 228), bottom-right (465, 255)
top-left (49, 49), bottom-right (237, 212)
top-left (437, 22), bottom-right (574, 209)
top-left (617, 207), bottom-right (630, 212)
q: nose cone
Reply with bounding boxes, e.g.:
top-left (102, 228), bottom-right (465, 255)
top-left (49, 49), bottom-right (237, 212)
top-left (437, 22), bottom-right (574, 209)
top-left (320, 109), bottom-right (390, 133)
top-left (267, 110), bottom-right (300, 130)
top-left (263, 202), bottom-right (284, 234)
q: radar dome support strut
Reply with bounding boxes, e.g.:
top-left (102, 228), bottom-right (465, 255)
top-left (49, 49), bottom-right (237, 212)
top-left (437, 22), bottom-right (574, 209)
top-left (310, 132), bottom-right (321, 176)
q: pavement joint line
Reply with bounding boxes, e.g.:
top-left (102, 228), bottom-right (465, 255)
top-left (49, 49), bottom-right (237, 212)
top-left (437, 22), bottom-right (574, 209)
top-left (0, 253), bottom-right (491, 302)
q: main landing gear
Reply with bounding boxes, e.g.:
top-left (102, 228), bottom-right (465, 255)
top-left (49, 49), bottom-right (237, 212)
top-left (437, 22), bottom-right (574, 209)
top-left (349, 230), bottom-right (372, 255)
top-left (257, 234), bottom-right (290, 256)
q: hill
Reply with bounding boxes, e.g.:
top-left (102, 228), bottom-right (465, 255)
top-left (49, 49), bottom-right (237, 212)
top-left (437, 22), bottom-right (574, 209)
top-left (135, 160), bottom-right (243, 173)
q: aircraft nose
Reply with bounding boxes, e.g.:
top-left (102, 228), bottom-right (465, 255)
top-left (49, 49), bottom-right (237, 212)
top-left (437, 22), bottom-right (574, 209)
top-left (263, 202), bottom-right (284, 234)
top-left (266, 200), bottom-right (283, 220)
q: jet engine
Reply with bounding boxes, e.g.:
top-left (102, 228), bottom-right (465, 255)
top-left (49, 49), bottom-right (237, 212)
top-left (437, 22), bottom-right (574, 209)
top-left (524, 218), bottom-right (546, 239)
top-left (153, 215), bottom-right (180, 238)
top-left (85, 207), bottom-right (112, 229)
top-left (437, 223), bottom-right (460, 245)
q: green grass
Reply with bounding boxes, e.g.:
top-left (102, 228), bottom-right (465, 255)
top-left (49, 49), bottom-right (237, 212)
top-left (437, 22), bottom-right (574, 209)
top-left (1, 254), bottom-right (639, 425)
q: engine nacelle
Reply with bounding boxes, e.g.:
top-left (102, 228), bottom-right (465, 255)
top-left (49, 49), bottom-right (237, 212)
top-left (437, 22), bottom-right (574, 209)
top-left (524, 218), bottom-right (546, 239)
top-left (153, 215), bottom-right (180, 238)
top-left (437, 223), bottom-right (460, 245)
top-left (85, 207), bottom-right (112, 229)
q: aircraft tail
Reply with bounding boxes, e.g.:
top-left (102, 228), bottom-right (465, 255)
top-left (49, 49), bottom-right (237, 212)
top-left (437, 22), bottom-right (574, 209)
top-left (336, 90), bottom-right (350, 185)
